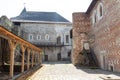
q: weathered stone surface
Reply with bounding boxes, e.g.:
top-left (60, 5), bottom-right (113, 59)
top-left (20, 22), bottom-right (72, 61)
top-left (72, 13), bottom-right (90, 65)
top-left (72, 0), bottom-right (120, 72)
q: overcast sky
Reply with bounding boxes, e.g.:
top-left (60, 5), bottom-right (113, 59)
top-left (0, 0), bottom-right (92, 22)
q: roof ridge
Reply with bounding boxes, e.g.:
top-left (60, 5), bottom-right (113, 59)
top-left (11, 8), bottom-right (70, 22)
top-left (26, 11), bottom-right (56, 13)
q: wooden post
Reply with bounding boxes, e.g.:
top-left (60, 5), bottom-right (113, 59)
top-left (32, 50), bottom-right (34, 67)
top-left (35, 53), bottom-right (37, 66)
top-left (8, 40), bottom-right (16, 78)
top-left (37, 52), bottom-right (39, 65)
top-left (34, 52), bottom-right (36, 66)
top-left (39, 52), bottom-right (42, 65)
top-left (40, 52), bottom-right (42, 65)
top-left (38, 52), bottom-right (41, 65)
top-left (27, 49), bottom-right (30, 70)
top-left (21, 45), bottom-right (25, 72)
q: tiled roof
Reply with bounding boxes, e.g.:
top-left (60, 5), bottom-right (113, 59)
top-left (11, 8), bottom-right (70, 22)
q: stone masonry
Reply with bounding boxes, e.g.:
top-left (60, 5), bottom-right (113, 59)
top-left (72, 13), bottom-right (90, 65)
top-left (11, 9), bottom-right (72, 62)
top-left (72, 0), bottom-right (120, 72)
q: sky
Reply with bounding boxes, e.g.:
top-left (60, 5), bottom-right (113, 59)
top-left (0, 0), bottom-right (92, 22)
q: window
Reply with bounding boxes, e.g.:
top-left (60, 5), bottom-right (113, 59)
top-left (29, 34), bottom-right (33, 40)
top-left (14, 22), bottom-right (21, 26)
top-left (66, 35), bottom-right (69, 43)
top-left (45, 34), bottom-right (49, 40)
top-left (37, 35), bottom-right (41, 40)
top-left (70, 29), bottom-right (72, 39)
top-left (44, 55), bottom-right (48, 61)
top-left (68, 51), bottom-right (71, 57)
top-left (92, 11), bottom-right (97, 24)
top-left (97, 3), bottom-right (103, 19)
top-left (100, 5), bottom-right (103, 17)
top-left (57, 36), bottom-right (61, 44)
top-left (94, 13), bottom-right (97, 23)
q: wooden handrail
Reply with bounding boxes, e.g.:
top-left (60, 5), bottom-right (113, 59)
top-left (0, 26), bottom-right (42, 52)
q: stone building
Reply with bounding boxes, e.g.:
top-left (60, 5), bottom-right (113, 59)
top-left (11, 8), bottom-right (72, 61)
top-left (72, 0), bottom-right (120, 72)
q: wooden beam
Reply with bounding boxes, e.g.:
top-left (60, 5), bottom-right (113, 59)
top-left (27, 49), bottom-right (30, 70)
top-left (0, 26), bottom-right (42, 52)
top-left (8, 40), bottom-right (16, 78)
top-left (32, 50), bottom-right (34, 67)
top-left (21, 45), bottom-right (26, 72)
top-left (40, 52), bottom-right (42, 65)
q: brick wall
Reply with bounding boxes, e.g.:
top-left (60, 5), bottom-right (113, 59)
top-left (89, 0), bottom-right (120, 72)
top-left (72, 13), bottom-right (90, 65)
top-left (72, 0), bottom-right (120, 72)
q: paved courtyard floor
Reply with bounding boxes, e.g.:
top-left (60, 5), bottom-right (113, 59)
top-left (27, 62), bottom-right (120, 80)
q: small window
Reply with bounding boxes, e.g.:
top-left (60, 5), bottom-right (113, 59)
top-left (37, 35), bottom-right (41, 40)
top-left (45, 34), bottom-right (49, 40)
top-left (66, 35), bottom-right (69, 43)
top-left (68, 51), bottom-right (71, 57)
top-left (92, 11), bottom-right (97, 24)
top-left (44, 55), bottom-right (48, 61)
top-left (14, 22), bottom-right (21, 26)
top-left (100, 5), bottom-right (103, 17)
top-left (57, 36), bottom-right (61, 44)
top-left (29, 34), bottom-right (33, 40)
top-left (70, 29), bottom-right (72, 39)
top-left (94, 13), bottom-right (97, 23)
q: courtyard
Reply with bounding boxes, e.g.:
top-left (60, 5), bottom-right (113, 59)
top-left (27, 62), bottom-right (120, 80)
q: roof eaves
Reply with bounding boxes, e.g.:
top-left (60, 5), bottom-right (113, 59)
top-left (11, 20), bottom-right (72, 24)
top-left (86, 0), bottom-right (98, 14)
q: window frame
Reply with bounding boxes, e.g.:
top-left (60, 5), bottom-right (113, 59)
top-left (37, 35), bottom-right (41, 40)
top-left (66, 35), bottom-right (69, 43)
top-left (45, 34), bottom-right (49, 40)
top-left (97, 2), bottom-right (103, 20)
top-left (29, 34), bottom-right (33, 41)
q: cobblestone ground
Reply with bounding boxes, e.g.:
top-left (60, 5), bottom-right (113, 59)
top-left (27, 62), bottom-right (120, 80)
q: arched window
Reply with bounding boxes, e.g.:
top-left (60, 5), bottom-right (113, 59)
top-left (98, 3), bottom-right (103, 19)
top-left (66, 35), bottom-right (69, 43)
top-left (94, 13), bottom-right (97, 23)
top-left (100, 5), bottom-right (103, 17)
top-left (92, 10), bottom-right (97, 24)
top-left (57, 36), bottom-right (61, 44)
top-left (45, 34), bottom-right (49, 40)
top-left (37, 35), bottom-right (41, 40)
